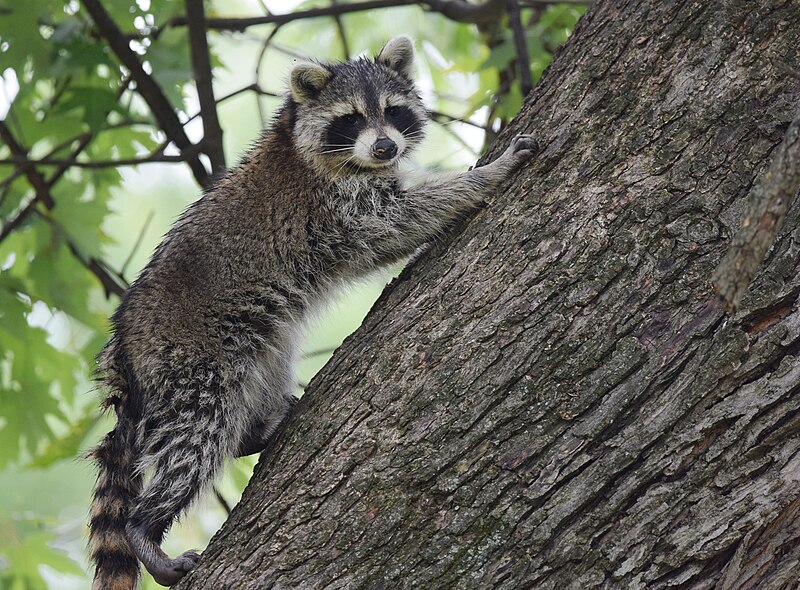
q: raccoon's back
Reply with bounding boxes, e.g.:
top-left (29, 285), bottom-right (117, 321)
top-left (99, 126), bottom-right (326, 392)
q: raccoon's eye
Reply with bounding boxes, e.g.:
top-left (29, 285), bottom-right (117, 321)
top-left (385, 105), bottom-right (400, 117)
top-left (343, 113), bottom-right (362, 125)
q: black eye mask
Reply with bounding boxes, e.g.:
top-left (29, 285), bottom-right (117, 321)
top-left (324, 112), bottom-right (366, 151)
top-left (384, 105), bottom-right (422, 137)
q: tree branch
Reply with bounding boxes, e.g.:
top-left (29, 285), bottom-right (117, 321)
top-left (712, 110), bottom-right (800, 311)
top-left (330, 0), bottom-right (352, 59)
top-left (120, 210), bottom-right (155, 279)
top-left (0, 122), bottom-right (127, 297)
top-left (61, 234), bottom-right (128, 298)
top-left (506, 0), bottom-right (534, 95)
top-left (0, 132), bottom-right (93, 243)
top-left (80, 0), bottom-right (211, 187)
top-left (0, 122), bottom-right (55, 208)
top-left (253, 26), bottom-right (284, 125)
top-left (429, 110), bottom-right (491, 132)
top-left (164, 0), bottom-right (506, 33)
top-left (428, 0), bottom-right (504, 25)
top-left (0, 153), bottom-right (198, 169)
top-left (184, 84), bottom-right (279, 128)
top-left (185, 0), bottom-right (226, 172)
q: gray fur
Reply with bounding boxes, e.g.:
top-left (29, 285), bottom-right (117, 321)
top-left (89, 36), bottom-right (538, 588)
top-left (377, 35), bottom-right (416, 79)
top-left (290, 62), bottom-right (333, 103)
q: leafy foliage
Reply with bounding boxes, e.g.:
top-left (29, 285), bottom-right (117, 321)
top-left (0, 0), bottom-right (581, 587)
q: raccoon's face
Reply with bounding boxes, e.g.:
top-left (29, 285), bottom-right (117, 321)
top-left (289, 36), bottom-right (428, 174)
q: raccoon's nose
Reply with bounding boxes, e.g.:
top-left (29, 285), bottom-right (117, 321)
top-left (372, 137), bottom-right (397, 160)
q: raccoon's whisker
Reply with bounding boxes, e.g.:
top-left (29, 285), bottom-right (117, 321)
top-left (333, 154), bottom-right (356, 177)
top-left (401, 122), bottom-right (425, 135)
top-left (336, 158), bottom-right (356, 177)
top-left (321, 147), bottom-right (354, 154)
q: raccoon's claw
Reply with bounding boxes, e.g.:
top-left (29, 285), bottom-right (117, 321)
top-left (151, 550), bottom-right (201, 587)
top-left (507, 134), bottom-right (540, 160)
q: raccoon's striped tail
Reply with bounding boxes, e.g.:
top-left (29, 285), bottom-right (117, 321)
top-left (89, 422), bottom-right (142, 590)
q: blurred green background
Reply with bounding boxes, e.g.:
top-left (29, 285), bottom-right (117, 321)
top-left (0, 0), bottom-right (583, 587)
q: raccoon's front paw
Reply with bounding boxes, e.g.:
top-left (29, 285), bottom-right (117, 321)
top-left (505, 134), bottom-right (540, 164)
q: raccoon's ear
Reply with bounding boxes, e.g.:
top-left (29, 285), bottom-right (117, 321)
top-left (290, 62), bottom-right (333, 103)
top-left (377, 35), bottom-right (416, 80)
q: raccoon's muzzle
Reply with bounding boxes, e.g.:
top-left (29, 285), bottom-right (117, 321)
top-left (372, 137), bottom-right (398, 160)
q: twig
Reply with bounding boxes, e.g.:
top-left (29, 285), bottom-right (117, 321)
top-left (0, 121), bottom-right (151, 185)
top-left (269, 42), bottom-right (314, 61)
top-left (432, 119), bottom-right (480, 156)
top-left (0, 122), bottom-right (54, 208)
top-left (44, 134), bottom-right (94, 189)
top-left (254, 26), bottom-right (285, 126)
top-left (184, 83), bottom-right (279, 127)
top-left (0, 122), bottom-right (128, 297)
top-left (186, 0), bottom-right (226, 172)
top-left (256, 0), bottom-right (271, 16)
top-left (0, 167), bottom-right (27, 194)
top-left (120, 210), bottom-right (155, 278)
top-left (330, 0), bottom-right (351, 59)
top-left (429, 110), bottom-right (491, 132)
top-left (713, 111), bottom-right (800, 311)
top-left (62, 234), bottom-right (128, 297)
top-left (81, 0), bottom-right (211, 187)
top-left (0, 122), bottom-right (151, 195)
top-left (0, 196), bottom-right (39, 243)
top-left (0, 154), bottom-right (196, 168)
top-left (0, 121), bottom-right (90, 247)
top-left (506, 0), bottom-right (533, 96)
top-left (428, 0), bottom-right (505, 25)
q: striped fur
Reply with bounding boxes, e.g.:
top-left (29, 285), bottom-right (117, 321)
top-left (89, 418), bottom-right (141, 590)
top-left (89, 36), bottom-right (538, 587)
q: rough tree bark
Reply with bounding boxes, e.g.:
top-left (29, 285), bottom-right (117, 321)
top-left (178, 0), bottom-right (800, 588)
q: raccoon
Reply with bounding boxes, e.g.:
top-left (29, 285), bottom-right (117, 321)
top-left (88, 35), bottom-right (538, 589)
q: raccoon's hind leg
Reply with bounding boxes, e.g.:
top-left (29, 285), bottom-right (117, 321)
top-left (234, 346), bottom-right (300, 458)
top-left (235, 392), bottom-right (297, 457)
top-left (125, 385), bottom-right (231, 586)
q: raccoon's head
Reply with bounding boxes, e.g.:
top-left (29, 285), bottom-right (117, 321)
top-left (289, 36), bottom-right (428, 174)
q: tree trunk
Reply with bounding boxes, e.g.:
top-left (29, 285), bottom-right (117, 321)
top-left (178, 0), bottom-right (800, 588)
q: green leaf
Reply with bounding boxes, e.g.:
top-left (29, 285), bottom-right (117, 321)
top-left (49, 177), bottom-right (112, 260)
top-left (0, 175), bottom-right (31, 221)
top-left (92, 125), bottom-right (160, 160)
top-left (50, 30), bottom-right (116, 80)
top-left (28, 411), bottom-right (99, 469)
top-left (0, 0), bottom-right (53, 71)
top-left (480, 34), bottom-right (515, 71)
top-left (52, 87), bottom-right (126, 132)
top-left (6, 83), bottom-right (87, 150)
top-left (0, 516), bottom-right (83, 590)
top-left (146, 27), bottom-right (193, 106)
top-left (0, 286), bottom-right (72, 468)
top-left (27, 239), bottom-right (108, 331)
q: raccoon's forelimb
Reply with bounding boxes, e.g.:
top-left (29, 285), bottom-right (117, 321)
top-left (411, 133), bottom-right (540, 211)
top-left (352, 134), bottom-right (539, 264)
